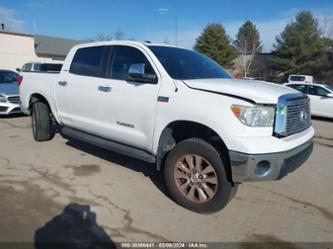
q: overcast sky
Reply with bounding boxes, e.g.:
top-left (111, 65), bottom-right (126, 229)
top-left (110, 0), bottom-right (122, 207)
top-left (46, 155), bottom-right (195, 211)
top-left (1, 0), bottom-right (333, 52)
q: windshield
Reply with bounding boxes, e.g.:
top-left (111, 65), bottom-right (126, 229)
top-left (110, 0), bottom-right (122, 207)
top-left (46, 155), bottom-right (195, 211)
top-left (148, 46), bottom-right (233, 80)
top-left (0, 71), bottom-right (18, 84)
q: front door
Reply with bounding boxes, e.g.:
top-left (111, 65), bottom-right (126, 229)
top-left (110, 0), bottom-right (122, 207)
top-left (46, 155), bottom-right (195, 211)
top-left (95, 45), bottom-right (161, 151)
top-left (307, 85), bottom-right (333, 117)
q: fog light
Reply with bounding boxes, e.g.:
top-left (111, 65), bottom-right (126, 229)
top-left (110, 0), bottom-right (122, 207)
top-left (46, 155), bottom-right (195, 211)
top-left (0, 95), bottom-right (7, 103)
top-left (254, 160), bottom-right (271, 176)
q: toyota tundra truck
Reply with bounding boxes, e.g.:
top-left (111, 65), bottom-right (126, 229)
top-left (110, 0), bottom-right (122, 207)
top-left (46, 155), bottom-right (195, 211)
top-left (19, 41), bottom-right (314, 213)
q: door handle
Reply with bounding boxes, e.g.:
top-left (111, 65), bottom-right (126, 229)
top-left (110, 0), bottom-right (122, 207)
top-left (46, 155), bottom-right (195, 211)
top-left (58, 81), bottom-right (68, 86)
top-left (98, 85), bottom-right (112, 92)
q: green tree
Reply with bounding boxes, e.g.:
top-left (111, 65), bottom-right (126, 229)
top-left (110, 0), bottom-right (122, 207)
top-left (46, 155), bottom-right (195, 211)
top-left (234, 21), bottom-right (262, 77)
top-left (273, 11), bottom-right (325, 78)
top-left (194, 23), bottom-right (237, 67)
top-left (317, 37), bottom-right (333, 82)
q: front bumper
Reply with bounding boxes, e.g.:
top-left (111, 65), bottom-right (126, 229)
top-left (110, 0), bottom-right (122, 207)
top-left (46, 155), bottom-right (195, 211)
top-left (0, 102), bottom-right (22, 115)
top-left (229, 138), bottom-right (313, 182)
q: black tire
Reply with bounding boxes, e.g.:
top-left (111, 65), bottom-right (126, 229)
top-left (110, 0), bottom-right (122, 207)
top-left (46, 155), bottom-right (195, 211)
top-left (32, 101), bottom-right (52, 141)
top-left (164, 138), bottom-right (234, 214)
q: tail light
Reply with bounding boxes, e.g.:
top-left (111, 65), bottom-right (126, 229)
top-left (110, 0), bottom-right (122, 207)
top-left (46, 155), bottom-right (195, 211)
top-left (16, 75), bottom-right (23, 86)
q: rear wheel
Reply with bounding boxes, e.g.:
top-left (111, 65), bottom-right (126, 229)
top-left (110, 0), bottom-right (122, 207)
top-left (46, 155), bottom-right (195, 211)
top-left (32, 101), bottom-right (52, 141)
top-left (164, 138), bottom-right (234, 213)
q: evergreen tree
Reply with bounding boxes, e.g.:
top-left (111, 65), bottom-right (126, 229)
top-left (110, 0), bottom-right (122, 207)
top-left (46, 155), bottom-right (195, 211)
top-left (317, 37), bottom-right (333, 82)
top-left (194, 23), bottom-right (237, 66)
top-left (234, 21), bottom-right (262, 77)
top-left (274, 11), bottom-right (324, 77)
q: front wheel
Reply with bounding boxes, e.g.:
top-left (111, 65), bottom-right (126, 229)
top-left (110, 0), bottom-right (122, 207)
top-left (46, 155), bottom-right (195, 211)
top-left (164, 138), bottom-right (234, 214)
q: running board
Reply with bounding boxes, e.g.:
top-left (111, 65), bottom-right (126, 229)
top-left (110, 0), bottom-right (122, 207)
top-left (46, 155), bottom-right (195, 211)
top-left (61, 127), bottom-right (156, 163)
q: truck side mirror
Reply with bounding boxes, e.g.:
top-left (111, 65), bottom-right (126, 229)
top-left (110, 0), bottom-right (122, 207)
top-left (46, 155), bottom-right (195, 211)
top-left (128, 63), bottom-right (157, 84)
top-left (326, 93), bottom-right (333, 98)
top-left (16, 68), bottom-right (21, 72)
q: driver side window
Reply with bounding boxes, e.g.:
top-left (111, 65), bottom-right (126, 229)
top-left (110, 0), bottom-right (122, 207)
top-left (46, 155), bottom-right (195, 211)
top-left (307, 86), bottom-right (329, 96)
top-left (107, 46), bottom-right (156, 81)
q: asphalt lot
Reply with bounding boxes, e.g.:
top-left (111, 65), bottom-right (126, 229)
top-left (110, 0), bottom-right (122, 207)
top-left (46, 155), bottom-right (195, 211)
top-left (0, 115), bottom-right (332, 245)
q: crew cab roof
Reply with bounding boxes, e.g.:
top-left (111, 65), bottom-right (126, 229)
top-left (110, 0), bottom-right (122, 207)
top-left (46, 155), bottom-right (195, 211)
top-left (71, 40), bottom-right (178, 50)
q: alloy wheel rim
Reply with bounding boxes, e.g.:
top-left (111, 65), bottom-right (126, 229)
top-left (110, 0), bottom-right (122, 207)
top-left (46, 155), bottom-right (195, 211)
top-left (173, 154), bottom-right (218, 203)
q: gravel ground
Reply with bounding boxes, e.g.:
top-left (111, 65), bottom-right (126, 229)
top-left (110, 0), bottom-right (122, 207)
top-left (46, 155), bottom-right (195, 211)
top-left (0, 115), bottom-right (332, 246)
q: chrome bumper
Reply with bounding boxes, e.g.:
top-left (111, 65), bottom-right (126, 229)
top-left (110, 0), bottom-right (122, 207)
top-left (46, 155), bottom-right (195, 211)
top-left (229, 139), bottom-right (313, 182)
top-left (0, 103), bottom-right (22, 115)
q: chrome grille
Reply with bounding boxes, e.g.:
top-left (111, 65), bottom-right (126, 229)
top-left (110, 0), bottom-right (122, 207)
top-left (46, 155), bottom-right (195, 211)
top-left (285, 97), bottom-right (311, 136)
top-left (8, 96), bottom-right (20, 104)
top-left (274, 93), bottom-right (311, 137)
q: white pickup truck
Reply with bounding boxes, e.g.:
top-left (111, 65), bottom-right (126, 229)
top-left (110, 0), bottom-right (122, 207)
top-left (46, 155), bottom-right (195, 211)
top-left (20, 41), bottom-right (314, 213)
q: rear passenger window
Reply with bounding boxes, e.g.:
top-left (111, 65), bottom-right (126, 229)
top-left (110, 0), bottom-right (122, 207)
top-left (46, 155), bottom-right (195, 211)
top-left (33, 63), bottom-right (42, 71)
top-left (70, 46), bottom-right (106, 77)
top-left (107, 46), bottom-right (156, 81)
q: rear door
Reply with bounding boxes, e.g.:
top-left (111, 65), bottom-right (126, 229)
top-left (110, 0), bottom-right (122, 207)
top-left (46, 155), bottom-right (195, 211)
top-left (55, 45), bottom-right (109, 134)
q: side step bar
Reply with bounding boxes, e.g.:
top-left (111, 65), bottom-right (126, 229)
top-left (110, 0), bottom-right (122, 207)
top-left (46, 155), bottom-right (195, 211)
top-left (61, 127), bottom-right (156, 163)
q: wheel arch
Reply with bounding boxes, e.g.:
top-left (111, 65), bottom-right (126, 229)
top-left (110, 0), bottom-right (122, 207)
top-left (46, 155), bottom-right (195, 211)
top-left (29, 93), bottom-right (57, 121)
top-left (156, 120), bottom-right (233, 183)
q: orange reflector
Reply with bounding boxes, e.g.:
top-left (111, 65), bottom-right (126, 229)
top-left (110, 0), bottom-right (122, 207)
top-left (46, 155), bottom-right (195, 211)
top-left (231, 106), bottom-right (241, 118)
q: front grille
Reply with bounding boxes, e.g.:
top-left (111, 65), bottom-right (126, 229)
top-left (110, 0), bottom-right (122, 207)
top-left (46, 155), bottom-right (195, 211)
top-left (285, 97), bottom-right (311, 136)
top-left (8, 96), bottom-right (20, 104)
top-left (274, 93), bottom-right (311, 137)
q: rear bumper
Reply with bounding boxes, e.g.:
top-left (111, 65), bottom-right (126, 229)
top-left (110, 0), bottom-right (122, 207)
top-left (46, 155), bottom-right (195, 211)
top-left (229, 138), bottom-right (313, 182)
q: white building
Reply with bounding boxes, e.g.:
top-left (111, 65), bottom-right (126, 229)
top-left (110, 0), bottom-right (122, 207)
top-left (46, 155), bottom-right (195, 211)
top-left (0, 31), bottom-right (81, 70)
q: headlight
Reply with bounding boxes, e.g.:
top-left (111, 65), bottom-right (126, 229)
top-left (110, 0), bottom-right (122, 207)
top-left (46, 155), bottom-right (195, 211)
top-left (0, 94), bottom-right (7, 103)
top-left (231, 104), bottom-right (275, 127)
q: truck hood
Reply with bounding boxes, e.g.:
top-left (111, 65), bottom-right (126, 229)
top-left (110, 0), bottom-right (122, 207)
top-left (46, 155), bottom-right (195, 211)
top-left (0, 83), bottom-right (19, 95)
top-left (181, 78), bottom-right (299, 104)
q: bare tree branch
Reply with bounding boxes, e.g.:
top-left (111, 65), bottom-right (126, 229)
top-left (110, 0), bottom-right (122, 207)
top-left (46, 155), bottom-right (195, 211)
top-left (234, 21), bottom-right (262, 78)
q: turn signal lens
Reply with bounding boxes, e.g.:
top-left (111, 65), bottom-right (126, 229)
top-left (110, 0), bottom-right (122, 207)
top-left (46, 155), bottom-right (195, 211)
top-left (231, 105), bottom-right (241, 118)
